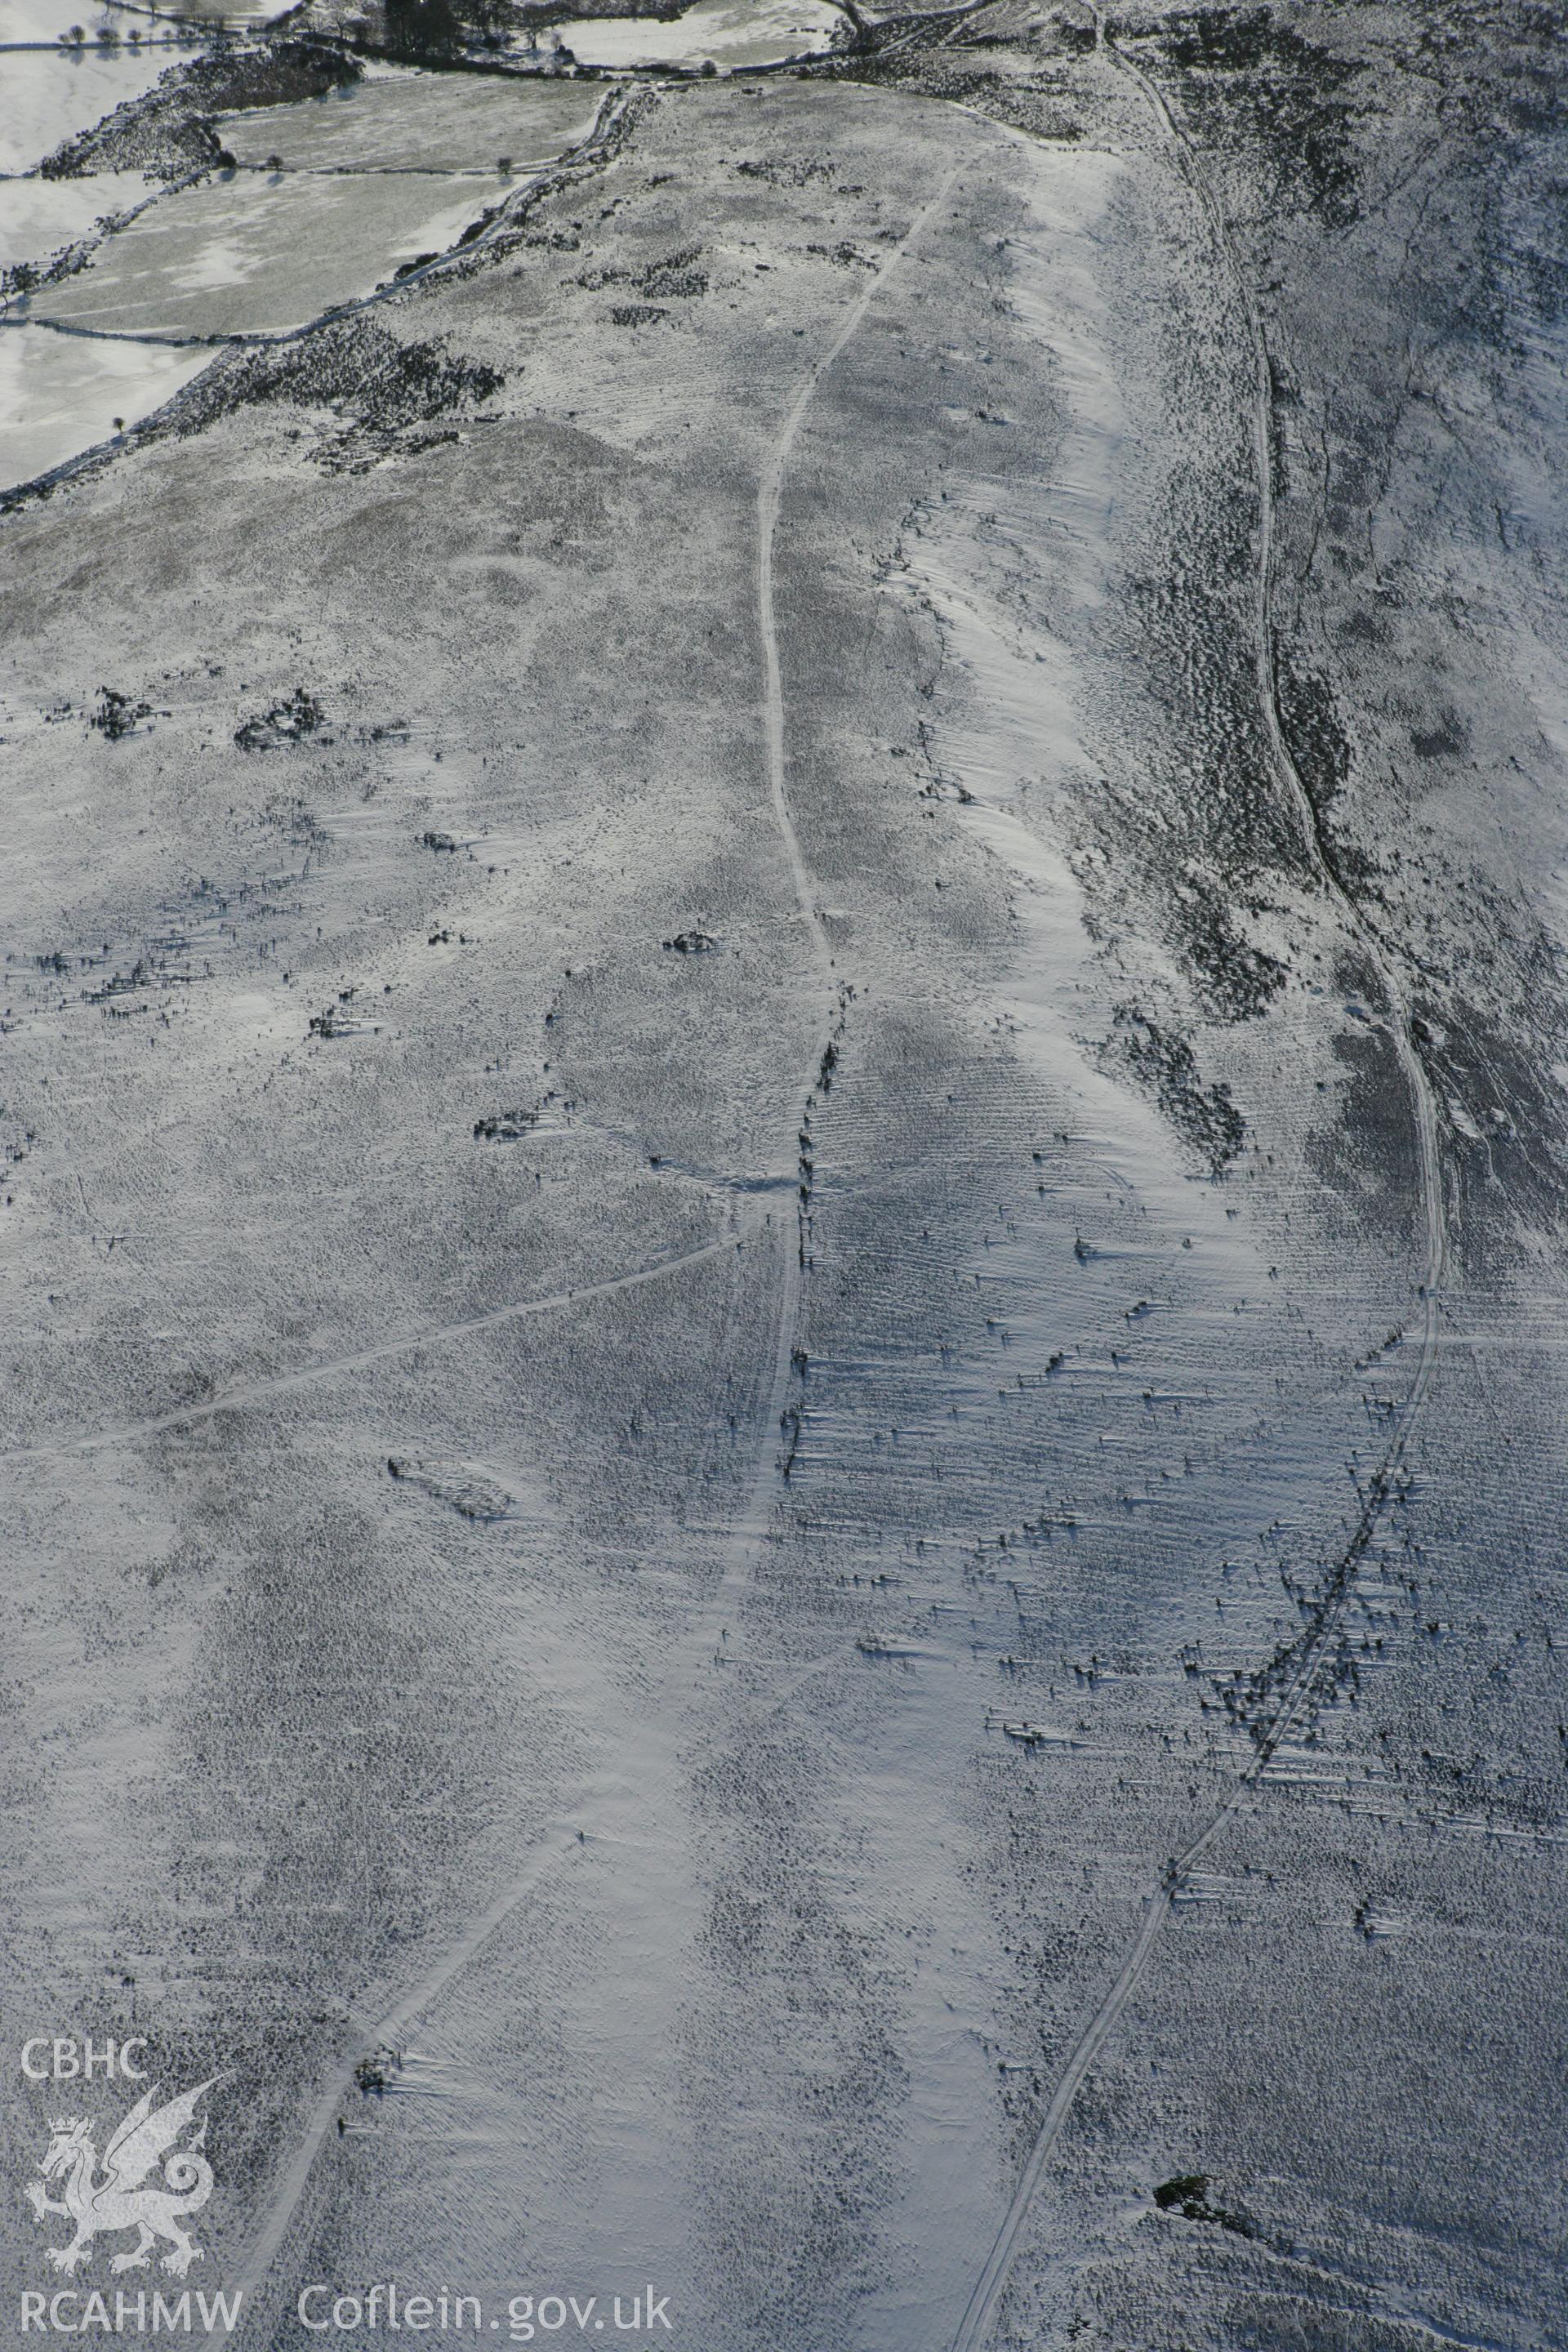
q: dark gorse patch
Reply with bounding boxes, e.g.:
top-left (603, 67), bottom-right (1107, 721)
top-left (177, 318), bottom-right (506, 448)
top-left (235, 688), bottom-right (327, 751)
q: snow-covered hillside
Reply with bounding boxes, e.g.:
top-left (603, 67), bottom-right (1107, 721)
top-left (2, 7), bottom-right (1563, 2350)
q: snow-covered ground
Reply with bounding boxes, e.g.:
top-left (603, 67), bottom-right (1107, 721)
top-left (1, 11), bottom-right (1563, 2352)
top-left (0, 316), bottom-right (207, 477)
top-left (31, 169), bottom-right (506, 335)
top-left (0, 51), bottom-right (609, 488)
top-left (0, 167), bottom-right (156, 270)
top-left (0, 44), bottom-right (178, 172)
top-left (560, 0), bottom-right (841, 71)
top-left (0, 0), bottom-right (168, 39)
top-left (218, 69), bottom-right (603, 172)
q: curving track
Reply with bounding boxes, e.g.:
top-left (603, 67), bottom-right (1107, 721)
top-left (688, 160), bottom-right (964, 1658)
top-left (191, 163), bottom-right (964, 2345)
top-left (949, 24), bottom-right (1449, 2350)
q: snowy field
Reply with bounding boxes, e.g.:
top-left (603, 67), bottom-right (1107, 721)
top-left (32, 170), bottom-right (508, 335)
top-left (559, 0), bottom-right (842, 70)
top-left (218, 71), bottom-right (604, 172)
top-left (0, 169), bottom-right (157, 270)
top-left (1, 8), bottom-right (1565, 2352)
top-left (0, 320), bottom-right (208, 481)
top-left (0, 46), bottom-right (179, 172)
top-left (0, 48), bottom-right (608, 487)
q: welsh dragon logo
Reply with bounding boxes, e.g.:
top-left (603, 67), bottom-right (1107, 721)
top-left (25, 2078), bottom-right (219, 2277)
